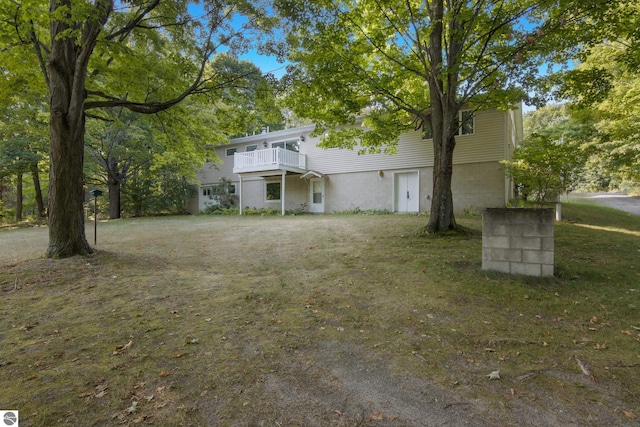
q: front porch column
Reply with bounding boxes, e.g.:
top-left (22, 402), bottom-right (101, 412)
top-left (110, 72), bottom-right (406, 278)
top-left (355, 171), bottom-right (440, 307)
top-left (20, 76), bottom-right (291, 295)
top-left (281, 170), bottom-right (286, 216)
top-left (239, 175), bottom-right (243, 215)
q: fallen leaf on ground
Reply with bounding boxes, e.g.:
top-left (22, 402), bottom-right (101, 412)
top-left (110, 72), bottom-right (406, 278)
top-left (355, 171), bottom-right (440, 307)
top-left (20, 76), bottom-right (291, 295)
top-left (623, 410), bottom-right (637, 419)
top-left (487, 370), bottom-right (501, 380)
top-left (127, 400), bottom-right (138, 414)
top-left (113, 340), bottom-right (134, 355)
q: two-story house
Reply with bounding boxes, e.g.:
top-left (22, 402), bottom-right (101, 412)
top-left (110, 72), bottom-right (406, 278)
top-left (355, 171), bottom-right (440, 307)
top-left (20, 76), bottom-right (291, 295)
top-left (193, 107), bottom-right (523, 215)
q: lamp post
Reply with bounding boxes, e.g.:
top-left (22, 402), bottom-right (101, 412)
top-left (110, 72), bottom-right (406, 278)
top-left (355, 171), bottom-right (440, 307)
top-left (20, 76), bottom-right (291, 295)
top-left (89, 189), bottom-right (103, 245)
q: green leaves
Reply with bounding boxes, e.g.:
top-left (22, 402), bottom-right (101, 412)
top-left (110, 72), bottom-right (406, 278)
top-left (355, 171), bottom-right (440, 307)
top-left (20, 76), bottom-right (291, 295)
top-left (504, 129), bottom-right (586, 206)
top-left (278, 0), bottom-right (608, 151)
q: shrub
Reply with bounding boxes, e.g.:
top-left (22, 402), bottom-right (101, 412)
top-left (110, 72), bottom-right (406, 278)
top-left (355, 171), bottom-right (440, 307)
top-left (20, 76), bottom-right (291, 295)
top-left (503, 132), bottom-right (586, 207)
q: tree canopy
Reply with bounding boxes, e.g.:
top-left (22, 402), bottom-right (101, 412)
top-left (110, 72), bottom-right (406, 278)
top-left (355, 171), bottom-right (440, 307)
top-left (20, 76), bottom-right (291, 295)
top-left (566, 46), bottom-right (640, 187)
top-left (276, 0), bottom-right (614, 232)
top-left (0, 0), bottom-right (277, 257)
top-left (546, 1), bottom-right (640, 190)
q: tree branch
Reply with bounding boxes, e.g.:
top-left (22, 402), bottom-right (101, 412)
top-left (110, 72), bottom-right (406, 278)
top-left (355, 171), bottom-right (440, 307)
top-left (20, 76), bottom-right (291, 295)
top-left (104, 0), bottom-right (161, 42)
top-left (29, 20), bottom-right (50, 91)
top-left (85, 23), bottom-right (217, 114)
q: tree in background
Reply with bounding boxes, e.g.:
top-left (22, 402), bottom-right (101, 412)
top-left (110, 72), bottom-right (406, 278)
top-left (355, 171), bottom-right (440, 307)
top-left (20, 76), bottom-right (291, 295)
top-left (1, 0), bottom-right (275, 258)
top-left (276, 0), bottom-right (613, 232)
top-left (85, 108), bottom-right (154, 219)
top-left (210, 54), bottom-right (285, 137)
top-left (504, 120), bottom-right (588, 206)
top-left (563, 46), bottom-right (640, 190)
top-left (550, 1), bottom-right (640, 192)
top-left (82, 54), bottom-right (284, 219)
top-left (0, 22), bottom-right (49, 221)
top-left (0, 96), bottom-right (48, 221)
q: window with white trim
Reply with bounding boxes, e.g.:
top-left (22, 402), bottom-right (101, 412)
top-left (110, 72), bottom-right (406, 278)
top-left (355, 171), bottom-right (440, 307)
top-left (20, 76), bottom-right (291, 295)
top-left (271, 139), bottom-right (300, 152)
top-left (421, 110), bottom-right (475, 140)
top-left (225, 147), bottom-right (237, 156)
top-left (265, 181), bottom-right (281, 201)
top-left (245, 144), bottom-right (257, 152)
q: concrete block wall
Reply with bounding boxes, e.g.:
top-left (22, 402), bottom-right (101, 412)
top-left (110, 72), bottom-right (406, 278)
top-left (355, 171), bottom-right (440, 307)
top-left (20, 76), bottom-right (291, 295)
top-left (324, 170), bottom-right (392, 213)
top-left (482, 208), bottom-right (554, 277)
top-left (452, 162), bottom-right (507, 212)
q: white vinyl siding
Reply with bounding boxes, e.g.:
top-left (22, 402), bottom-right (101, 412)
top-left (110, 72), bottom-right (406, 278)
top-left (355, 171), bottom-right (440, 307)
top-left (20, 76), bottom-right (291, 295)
top-left (194, 109), bottom-right (515, 213)
top-left (305, 109), bottom-right (506, 174)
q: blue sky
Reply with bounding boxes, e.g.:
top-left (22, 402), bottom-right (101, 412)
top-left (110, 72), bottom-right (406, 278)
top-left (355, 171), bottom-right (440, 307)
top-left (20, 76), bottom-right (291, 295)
top-left (239, 52), bottom-right (289, 78)
top-left (187, 2), bottom-right (288, 78)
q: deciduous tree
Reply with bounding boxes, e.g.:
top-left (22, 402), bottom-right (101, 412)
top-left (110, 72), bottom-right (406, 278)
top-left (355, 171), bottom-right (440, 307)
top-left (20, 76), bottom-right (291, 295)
top-left (2, 0), bottom-right (274, 257)
top-left (276, 0), bottom-right (614, 232)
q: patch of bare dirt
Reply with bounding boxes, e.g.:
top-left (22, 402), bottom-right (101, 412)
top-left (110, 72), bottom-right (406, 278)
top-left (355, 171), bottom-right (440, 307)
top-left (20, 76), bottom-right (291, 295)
top-left (260, 341), bottom-right (635, 426)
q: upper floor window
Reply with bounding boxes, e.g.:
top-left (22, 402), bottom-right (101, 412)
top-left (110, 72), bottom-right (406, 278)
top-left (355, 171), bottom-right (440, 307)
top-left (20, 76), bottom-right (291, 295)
top-left (246, 145), bottom-right (257, 152)
top-left (225, 147), bottom-right (237, 157)
top-left (422, 110), bottom-right (475, 140)
top-left (272, 140), bottom-right (300, 152)
top-left (459, 110), bottom-right (474, 135)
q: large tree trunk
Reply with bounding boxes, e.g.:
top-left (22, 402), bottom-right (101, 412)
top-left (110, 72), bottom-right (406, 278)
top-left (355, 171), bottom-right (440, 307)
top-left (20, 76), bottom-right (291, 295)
top-left (16, 172), bottom-right (23, 221)
top-left (107, 157), bottom-right (122, 219)
top-left (32, 163), bottom-right (45, 218)
top-left (47, 103), bottom-right (92, 257)
top-left (46, 0), bottom-right (92, 258)
top-left (108, 176), bottom-right (121, 219)
top-left (427, 131), bottom-right (457, 232)
top-left (424, 0), bottom-right (458, 233)
top-left (426, 95), bottom-right (458, 233)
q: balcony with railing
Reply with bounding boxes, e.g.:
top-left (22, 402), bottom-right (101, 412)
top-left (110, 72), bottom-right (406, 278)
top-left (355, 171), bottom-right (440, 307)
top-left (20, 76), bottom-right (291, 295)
top-left (233, 148), bottom-right (307, 174)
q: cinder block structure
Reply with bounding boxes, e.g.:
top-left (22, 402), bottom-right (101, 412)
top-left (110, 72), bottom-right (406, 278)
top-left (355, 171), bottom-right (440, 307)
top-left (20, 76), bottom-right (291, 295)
top-left (482, 208), bottom-right (554, 277)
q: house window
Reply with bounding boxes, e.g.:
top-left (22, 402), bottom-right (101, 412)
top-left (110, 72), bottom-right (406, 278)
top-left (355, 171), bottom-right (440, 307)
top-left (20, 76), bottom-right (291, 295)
top-left (459, 110), bottom-right (474, 135)
top-left (226, 147), bottom-right (237, 157)
top-left (246, 144), bottom-right (257, 152)
top-left (421, 110), bottom-right (475, 140)
top-left (202, 187), bottom-right (213, 197)
top-left (272, 140), bottom-right (300, 152)
top-left (265, 182), bottom-right (281, 201)
top-left (228, 184), bottom-right (236, 195)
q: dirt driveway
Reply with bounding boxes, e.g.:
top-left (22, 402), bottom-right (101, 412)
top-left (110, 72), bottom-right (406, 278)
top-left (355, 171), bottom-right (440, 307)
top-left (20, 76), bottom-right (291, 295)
top-left (569, 192), bottom-right (640, 216)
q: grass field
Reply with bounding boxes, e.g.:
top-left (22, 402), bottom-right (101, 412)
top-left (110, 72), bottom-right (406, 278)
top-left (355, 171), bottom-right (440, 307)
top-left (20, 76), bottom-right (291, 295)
top-left (1, 200), bottom-right (639, 426)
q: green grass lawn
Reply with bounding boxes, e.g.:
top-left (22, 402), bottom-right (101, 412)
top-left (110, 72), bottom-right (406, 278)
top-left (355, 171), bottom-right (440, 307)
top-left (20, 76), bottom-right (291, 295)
top-left (1, 201), bottom-right (638, 426)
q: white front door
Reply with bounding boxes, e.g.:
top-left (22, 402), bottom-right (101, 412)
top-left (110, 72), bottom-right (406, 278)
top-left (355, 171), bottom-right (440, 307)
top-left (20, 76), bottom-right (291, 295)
top-left (309, 178), bottom-right (325, 213)
top-left (395, 172), bottom-right (419, 212)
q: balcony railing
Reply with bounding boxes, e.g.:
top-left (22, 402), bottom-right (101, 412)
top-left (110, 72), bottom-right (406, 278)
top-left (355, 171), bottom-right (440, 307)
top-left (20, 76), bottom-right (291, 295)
top-left (233, 148), bottom-right (306, 173)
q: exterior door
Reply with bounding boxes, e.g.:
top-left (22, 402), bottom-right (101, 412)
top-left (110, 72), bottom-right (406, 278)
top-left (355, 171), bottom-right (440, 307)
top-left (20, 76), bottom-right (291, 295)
top-left (309, 178), bottom-right (325, 213)
top-left (395, 172), bottom-right (419, 212)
